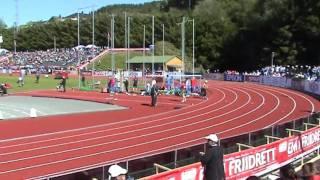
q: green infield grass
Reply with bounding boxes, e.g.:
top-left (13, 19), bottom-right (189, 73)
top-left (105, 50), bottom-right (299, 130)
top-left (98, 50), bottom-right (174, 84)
top-left (0, 74), bottom-right (108, 93)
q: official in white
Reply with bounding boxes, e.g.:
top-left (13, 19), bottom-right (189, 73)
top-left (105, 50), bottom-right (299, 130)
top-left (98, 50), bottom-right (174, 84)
top-left (108, 164), bottom-right (132, 180)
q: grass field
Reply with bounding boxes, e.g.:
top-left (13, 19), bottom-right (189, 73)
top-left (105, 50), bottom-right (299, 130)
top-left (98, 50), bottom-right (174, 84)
top-left (0, 73), bottom-right (158, 94)
top-left (0, 74), bottom-right (82, 93)
top-left (88, 51), bottom-right (145, 71)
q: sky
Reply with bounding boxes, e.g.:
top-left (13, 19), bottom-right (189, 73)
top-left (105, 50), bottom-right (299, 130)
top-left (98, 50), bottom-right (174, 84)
top-left (0, 0), bottom-right (153, 27)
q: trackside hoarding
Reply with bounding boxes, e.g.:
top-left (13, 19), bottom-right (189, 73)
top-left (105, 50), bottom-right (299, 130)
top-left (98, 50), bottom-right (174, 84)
top-left (224, 74), bottom-right (244, 82)
top-left (204, 73), bottom-right (319, 96)
top-left (144, 127), bottom-right (320, 180)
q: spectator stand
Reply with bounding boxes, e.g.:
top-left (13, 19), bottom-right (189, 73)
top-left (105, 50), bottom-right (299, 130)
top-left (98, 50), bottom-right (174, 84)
top-left (140, 112), bottom-right (320, 179)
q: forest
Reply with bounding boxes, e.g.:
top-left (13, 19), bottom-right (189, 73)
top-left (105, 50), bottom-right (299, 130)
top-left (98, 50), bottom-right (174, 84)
top-left (0, 0), bottom-right (319, 71)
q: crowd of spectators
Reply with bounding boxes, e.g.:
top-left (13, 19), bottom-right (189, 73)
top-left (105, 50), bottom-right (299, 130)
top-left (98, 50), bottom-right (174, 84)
top-left (14, 47), bottom-right (102, 67)
top-left (0, 47), bottom-right (103, 74)
top-left (257, 65), bottom-right (320, 80)
top-left (225, 65), bottom-right (320, 81)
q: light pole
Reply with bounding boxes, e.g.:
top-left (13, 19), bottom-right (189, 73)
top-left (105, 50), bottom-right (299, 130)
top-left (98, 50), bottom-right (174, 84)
top-left (162, 24), bottom-right (165, 72)
top-left (111, 14), bottom-right (115, 74)
top-left (152, 16), bottom-right (155, 75)
top-left (185, 18), bottom-right (196, 76)
top-left (107, 32), bottom-right (110, 48)
top-left (54, 36), bottom-right (56, 52)
top-left (13, 22), bottom-right (17, 58)
top-left (177, 17), bottom-right (186, 82)
top-left (124, 12), bottom-right (128, 71)
top-left (77, 6), bottom-right (95, 89)
top-left (0, 35), bottom-right (2, 49)
top-left (77, 10), bottom-right (81, 89)
top-left (13, 0), bottom-right (18, 60)
top-left (271, 52), bottom-right (275, 68)
top-left (182, 17), bottom-right (186, 76)
top-left (143, 25), bottom-right (146, 76)
top-left (91, 9), bottom-right (95, 86)
top-left (128, 16), bottom-right (131, 76)
top-left (191, 19), bottom-right (195, 76)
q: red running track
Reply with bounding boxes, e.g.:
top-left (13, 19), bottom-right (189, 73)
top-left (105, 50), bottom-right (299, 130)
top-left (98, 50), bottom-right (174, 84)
top-left (0, 81), bottom-right (319, 179)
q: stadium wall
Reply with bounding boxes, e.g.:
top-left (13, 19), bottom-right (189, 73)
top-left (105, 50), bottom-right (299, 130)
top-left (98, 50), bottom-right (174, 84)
top-left (203, 73), bottom-right (320, 96)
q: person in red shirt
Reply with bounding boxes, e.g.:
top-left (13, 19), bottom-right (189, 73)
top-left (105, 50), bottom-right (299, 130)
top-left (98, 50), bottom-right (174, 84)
top-left (191, 76), bottom-right (197, 93)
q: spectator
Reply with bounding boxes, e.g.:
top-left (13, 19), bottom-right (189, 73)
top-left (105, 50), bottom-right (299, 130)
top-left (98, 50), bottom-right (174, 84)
top-left (81, 74), bottom-right (86, 87)
top-left (0, 83), bottom-right (8, 95)
top-left (279, 164), bottom-right (298, 180)
top-left (17, 76), bottom-right (24, 87)
top-left (191, 76), bottom-right (197, 93)
top-left (141, 83), bottom-right (151, 96)
top-left (181, 81), bottom-right (186, 103)
top-left (150, 79), bottom-right (158, 107)
top-left (35, 69), bottom-right (40, 83)
top-left (246, 176), bottom-right (260, 180)
top-left (200, 80), bottom-right (208, 100)
top-left (109, 76), bottom-right (115, 94)
top-left (123, 78), bottom-right (129, 94)
top-left (108, 164), bottom-right (133, 180)
top-left (199, 134), bottom-right (225, 180)
top-left (60, 76), bottom-right (66, 92)
top-left (301, 162), bottom-right (320, 180)
top-left (132, 76), bottom-right (138, 93)
top-left (186, 78), bottom-right (191, 96)
top-left (165, 75), bottom-right (171, 91)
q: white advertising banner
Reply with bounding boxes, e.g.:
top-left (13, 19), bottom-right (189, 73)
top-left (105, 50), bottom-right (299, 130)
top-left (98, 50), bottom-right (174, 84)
top-left (304, 81), bottom-right (320, 95)
top-left (261, 76), bottom-right (290, 88)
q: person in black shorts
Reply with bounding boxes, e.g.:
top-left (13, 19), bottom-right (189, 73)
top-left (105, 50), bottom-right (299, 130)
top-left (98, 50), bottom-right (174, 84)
top-left (150, 80), bottom-right (158, 107)
top-left (200, 80), bottom-right (208, 100)
top-left (132, 76), bottom-right (138, 93)
top-left (123, 78), bottom-right (129, 94)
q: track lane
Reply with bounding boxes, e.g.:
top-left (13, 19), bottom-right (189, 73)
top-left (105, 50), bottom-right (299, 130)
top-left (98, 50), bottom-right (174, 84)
top-left (0, 81), bottom-right (318, 179)
top-left (0, 86), bottom-right (268, 176)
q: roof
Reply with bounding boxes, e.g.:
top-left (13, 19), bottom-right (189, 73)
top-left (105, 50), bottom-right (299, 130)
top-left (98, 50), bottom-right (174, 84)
top-left (127, 56), bottom-right (179, 63)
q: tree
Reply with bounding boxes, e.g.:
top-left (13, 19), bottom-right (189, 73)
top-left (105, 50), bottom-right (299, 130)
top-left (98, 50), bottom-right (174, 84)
top-left (0, 18), bottom-right (6, 29)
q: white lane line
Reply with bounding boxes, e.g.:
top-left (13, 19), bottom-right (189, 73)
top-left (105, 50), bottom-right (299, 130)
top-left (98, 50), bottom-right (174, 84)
top-left (0, 105), bottom-right (30, 116)
top-left (0, 88), bottom-right (215, 143)
top-left (3, 84), bottom-right (313, 177)
top-left (0, 88), bottom-right (228, 150)
top-left (0, 103), bottom-right (47, 116)
top-left (0, 88), bottom-right (232, 156)
top-left (26, 84), bottom-right (319, 179)
top-left (0, 87), bottom-right (264, 174)
top-left (0, 88), bottom-right (243, 164)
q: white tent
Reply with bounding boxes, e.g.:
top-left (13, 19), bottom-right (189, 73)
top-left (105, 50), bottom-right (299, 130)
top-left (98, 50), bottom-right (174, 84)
top-left (0, 48), bottom-right (9, 54)
top-left (74, 45), bottom-right (85, 50)
top-left (85, 44), bottom-right (98, 49)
